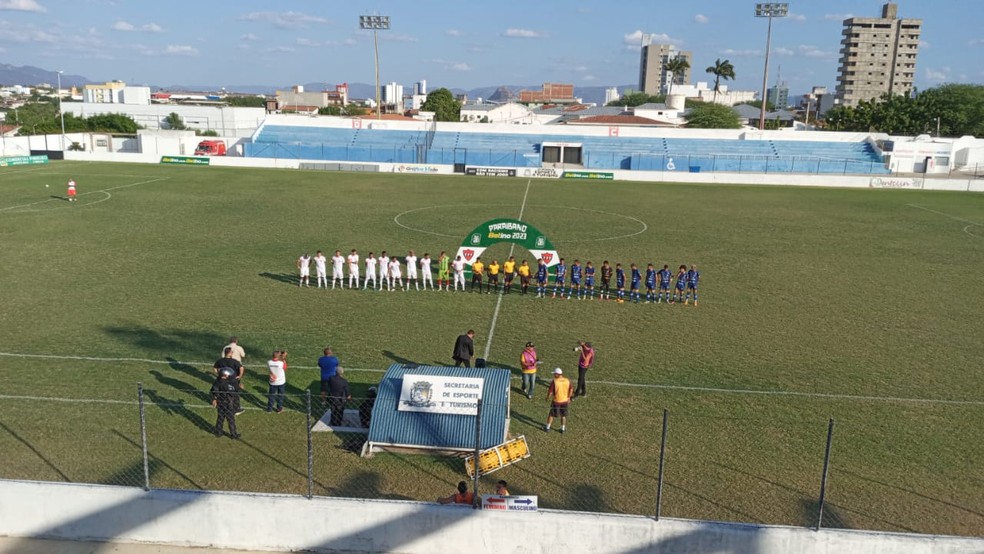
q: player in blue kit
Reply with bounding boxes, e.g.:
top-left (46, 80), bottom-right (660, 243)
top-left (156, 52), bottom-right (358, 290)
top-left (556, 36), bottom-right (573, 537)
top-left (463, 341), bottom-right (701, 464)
top-left (672, 265), bottom-right (687, 304)
top-left (686, 264), bottom-right (700, 306)
top-left (629, 264), bottom-right (642, 303)
top-left (645, 263), bottom-right (657, 303)
top-left (535, 258), bottom-right (549, 297)
top-left (552, 258), bottom-right (567, 299)
top-left (615, 263), bottom-right (626, 303)
top-left (583, 261), bottom-right (596, 300)
top-left (569, 260), bottom-right (582, 300)
top-left (657, 264), bottom-right (672, 303)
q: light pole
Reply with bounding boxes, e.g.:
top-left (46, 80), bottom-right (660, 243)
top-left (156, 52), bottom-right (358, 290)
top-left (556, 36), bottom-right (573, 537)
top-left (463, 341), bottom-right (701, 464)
top-left (359, 14), bottom-right (390, 120)
top-left (755, 3), bottom-right (788, 131)
top-left (57, 70), bottom-right (66, 150)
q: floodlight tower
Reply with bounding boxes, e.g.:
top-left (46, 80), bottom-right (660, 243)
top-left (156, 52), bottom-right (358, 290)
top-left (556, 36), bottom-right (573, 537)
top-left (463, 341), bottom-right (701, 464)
top-left (359, 14), bottom-right (390, 120)
top-left (57, 70), bottom-right (66, 150)
top-left (754, 3), bottom-right (788, 130)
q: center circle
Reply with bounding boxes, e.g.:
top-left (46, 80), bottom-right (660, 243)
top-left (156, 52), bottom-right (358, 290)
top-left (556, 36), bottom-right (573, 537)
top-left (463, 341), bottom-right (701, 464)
top-left (393, 204), bottom-right (647, 243)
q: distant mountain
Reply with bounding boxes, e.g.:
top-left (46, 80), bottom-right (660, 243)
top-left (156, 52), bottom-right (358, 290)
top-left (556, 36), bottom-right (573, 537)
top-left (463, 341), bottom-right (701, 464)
top-left (0, 64), bottom-right (88, 87)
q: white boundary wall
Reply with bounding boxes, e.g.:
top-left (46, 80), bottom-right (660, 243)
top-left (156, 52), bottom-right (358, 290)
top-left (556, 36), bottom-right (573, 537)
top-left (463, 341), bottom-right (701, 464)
top-left (57, 151), bottom-right (984, 193)
top-left (1, 480), bottom-right (981, 554)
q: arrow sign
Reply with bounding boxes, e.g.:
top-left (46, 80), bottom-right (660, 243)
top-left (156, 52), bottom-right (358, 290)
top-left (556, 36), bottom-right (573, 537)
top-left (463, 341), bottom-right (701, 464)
top-left (487, 497), bottom-right (506, 504)
top-left (513, 498), bottom-right (533, 505)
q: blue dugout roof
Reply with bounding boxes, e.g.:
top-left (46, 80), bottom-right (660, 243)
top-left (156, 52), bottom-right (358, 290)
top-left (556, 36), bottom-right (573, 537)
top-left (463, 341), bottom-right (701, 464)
top-left (365, 364), bottom-right (511, 453)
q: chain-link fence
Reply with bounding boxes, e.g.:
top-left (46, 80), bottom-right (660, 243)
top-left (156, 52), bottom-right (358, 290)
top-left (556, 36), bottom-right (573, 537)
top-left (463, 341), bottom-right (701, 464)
top-left (1, 384), bottom-right (981, 537)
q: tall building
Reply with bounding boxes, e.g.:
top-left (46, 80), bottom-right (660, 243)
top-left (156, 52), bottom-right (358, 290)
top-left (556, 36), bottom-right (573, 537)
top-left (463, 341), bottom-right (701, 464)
top-left (835, 2), bottom-right (921, 107)
top-left (767, 82), bottom-right (789, 108)
top-left (604, 87), bottom-right (621, 105)
top-left (638, 36), bottom-right (692, 96)
top-left (414, 80), bottom-right (427, 96)
top-left (383, 82), bottom-right (404, 107)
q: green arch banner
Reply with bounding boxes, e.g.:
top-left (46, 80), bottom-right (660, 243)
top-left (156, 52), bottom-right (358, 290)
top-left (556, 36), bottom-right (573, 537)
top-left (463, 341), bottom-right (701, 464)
top-left (455, 218), bottom-right (560, 267)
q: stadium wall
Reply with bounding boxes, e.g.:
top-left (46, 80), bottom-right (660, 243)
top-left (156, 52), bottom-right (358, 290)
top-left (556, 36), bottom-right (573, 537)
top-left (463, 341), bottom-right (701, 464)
top-left (1, 480), bottom-right (982, 554)
top-left (56, 151), bottom-right (984, 192)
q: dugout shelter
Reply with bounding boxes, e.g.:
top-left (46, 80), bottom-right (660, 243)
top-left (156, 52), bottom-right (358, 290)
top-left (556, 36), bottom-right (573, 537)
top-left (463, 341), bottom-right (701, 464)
top-left (361, 364), bottom-right (511, 457)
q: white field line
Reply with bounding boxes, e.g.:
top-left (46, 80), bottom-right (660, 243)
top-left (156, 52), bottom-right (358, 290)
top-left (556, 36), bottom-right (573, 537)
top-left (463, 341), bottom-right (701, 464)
top-left (0, 176), bottom-right (170, 213)
top-left (907, 203), bottom-right (983, 227)
top-left (0, 351), bottom-right (981, 406)
top-left (483, 180), bottom-right (531, 360)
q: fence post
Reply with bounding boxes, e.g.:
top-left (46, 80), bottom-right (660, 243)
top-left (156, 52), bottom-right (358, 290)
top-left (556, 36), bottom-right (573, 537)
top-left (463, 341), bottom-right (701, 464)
top-left (655, 408), bottom-right (668, 520)
top-left (473, 398), bottom-right (482, 509)
top-left (138, 383), bottom-right (150, 491)
top-left (815, 417), bottom-right (835, 530)
top-left (306, 390), bottom-right (313, 499)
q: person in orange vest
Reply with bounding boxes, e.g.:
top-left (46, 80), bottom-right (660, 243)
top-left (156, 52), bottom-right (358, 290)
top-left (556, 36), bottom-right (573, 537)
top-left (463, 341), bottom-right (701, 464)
top-left (520, 341), bottom-right (540, 400)
top-left (438, 480), bottom-right (474, 505)
top-left (544, 368), bottom-right (573, 433)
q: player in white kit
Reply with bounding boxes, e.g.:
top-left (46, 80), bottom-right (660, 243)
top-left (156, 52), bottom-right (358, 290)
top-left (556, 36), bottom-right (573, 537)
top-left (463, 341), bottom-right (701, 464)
top-left (378, 251), bottom-right (391, 291)
top-left (451, 255), bottom-right (466, 292)
top-left (314, 250), bottom-right (327, 288)
top-left (405, 250), bottom-right (419, 291)
top-left (297, 254), bottom-right (312, 287)
top-left (420, 253), bottom-right (434, 290)
top-left (331, 250), bottom-right (345, 289)
top-left (389, 258), bottom-right (403, 291)
top-left (347, 249), bottom-right (360, 288)
top-left (363, 251), bottom-right (377, 290)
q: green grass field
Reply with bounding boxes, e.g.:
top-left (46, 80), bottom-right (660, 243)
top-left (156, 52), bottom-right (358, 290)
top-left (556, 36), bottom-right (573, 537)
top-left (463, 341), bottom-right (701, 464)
top-left (0, 161), bottom-right (982, 536)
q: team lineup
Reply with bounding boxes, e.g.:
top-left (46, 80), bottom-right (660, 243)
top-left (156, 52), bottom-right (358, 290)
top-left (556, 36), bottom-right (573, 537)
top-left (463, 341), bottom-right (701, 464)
top-left (296, 249), bottom-right (701, 305)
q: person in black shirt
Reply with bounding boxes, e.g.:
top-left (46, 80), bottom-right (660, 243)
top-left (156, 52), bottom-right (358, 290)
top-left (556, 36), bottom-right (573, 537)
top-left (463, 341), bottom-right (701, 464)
top-left (211, 368), bottom-right (241, 439)
top-left (452, 330), bottom-right (475, 367)
top-left (213, 347), bottom-right (245, 415)
top-left (359, 386), bottom-right (377, 428)
top-left (327, 368), bottom-right (351, 426)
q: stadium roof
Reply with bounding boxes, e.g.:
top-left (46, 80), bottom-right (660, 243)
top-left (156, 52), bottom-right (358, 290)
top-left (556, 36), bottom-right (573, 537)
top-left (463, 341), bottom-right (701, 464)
top-left (364, 364), bottom-right (511, 455)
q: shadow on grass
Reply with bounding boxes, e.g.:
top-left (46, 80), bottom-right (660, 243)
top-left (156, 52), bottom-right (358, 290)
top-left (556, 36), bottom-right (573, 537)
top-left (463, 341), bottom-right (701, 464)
top-left (586, 453), bottom-right (658, 483)
top-left (164, 357), bottom-right (212, 386)
top-left (0, 419), bottom-right (69, 481)
top-left (323, 470), bottom-right (412, 501)
top-left (104, 324), bottom-right (228, 359)
top-left (837, 467), bottom-right (984, 519)
top-left (801, 497), bottom-right (852, 530)
top-left (111, 429), bottom-right (203, 489)
top-left (143, 389), bottom-right (214, 434)
top-left (259, 272), bottom-right (298, 286)
top-left (382, 350), bottom-right (418, 367)
top-left (665, 481), bottom-right (767, 524)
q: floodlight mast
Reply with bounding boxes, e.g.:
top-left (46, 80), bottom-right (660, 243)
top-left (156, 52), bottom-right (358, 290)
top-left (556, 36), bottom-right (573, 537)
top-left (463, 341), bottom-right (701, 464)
top-left (359, 15), bottom-right (390, 120)
top-left (754, 3), bottom-right (788, 130)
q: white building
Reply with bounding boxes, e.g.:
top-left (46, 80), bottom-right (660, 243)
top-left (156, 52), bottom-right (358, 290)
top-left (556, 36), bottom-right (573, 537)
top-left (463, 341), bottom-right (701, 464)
top-left (83, 81), bottom-right (151, 105)
top-left (383, 82), bottom-right (404, 108)
top-left (604, 87), bottom-right (621, 106)
top-left (460, 103), bottom-right (534, 124)
top-left (671, 82), bottom-right (757, 106)
top-left (414, 80), bottom-right (427, 95)
top-left (61, 103), bottom-right (265, 137)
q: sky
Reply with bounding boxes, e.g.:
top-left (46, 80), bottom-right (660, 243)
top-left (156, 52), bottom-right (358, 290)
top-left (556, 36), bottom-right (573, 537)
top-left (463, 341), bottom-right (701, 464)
top-left (0, 0), bottom-right (981, 95)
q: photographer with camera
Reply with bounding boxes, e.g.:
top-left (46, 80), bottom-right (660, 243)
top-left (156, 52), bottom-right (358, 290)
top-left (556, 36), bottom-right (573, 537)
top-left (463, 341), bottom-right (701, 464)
top-left (572, 340), bottom-right (595, 400)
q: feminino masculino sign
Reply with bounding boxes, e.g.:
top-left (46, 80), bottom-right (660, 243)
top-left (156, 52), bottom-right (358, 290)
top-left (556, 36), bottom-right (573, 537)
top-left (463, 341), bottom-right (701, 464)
top-left (398, 374), bottom-right (484, 415)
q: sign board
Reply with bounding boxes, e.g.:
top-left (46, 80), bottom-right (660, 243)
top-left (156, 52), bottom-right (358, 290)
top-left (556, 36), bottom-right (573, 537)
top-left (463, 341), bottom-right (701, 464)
top-left (869, 177), bottom-right (923, 189)
top-left (454, 218), bottom-right (561, 268)
top-left (562, 171), bottom-right (614, 180)
top-left (466, 167), bottom-right (516, 177)
top-left (522, 167), bottom-right (561, 179)
top-left (161, 156), bottom-right (210, 166)
top-left (398, 374), bottom-right (484, 415)
top-left (481, 495), bottom-right (538, 512)
top-left (395, 164), bottom-right (441, 174)
top-left (0, 155), bottom-right (49, 167)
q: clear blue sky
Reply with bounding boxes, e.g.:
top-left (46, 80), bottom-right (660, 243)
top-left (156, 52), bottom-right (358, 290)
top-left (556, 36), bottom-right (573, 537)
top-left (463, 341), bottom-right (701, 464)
top-left (0, 0), bottom-right (980, 95)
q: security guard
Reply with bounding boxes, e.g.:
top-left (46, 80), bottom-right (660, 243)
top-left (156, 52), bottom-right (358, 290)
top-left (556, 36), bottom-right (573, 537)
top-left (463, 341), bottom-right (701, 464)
top-left (211, 367), bottom-right (241, 439)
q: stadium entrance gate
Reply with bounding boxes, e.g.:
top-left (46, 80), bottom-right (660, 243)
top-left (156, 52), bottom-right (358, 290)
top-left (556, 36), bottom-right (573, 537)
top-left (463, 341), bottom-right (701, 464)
top-left (455, 218), bottom-right (561, 268)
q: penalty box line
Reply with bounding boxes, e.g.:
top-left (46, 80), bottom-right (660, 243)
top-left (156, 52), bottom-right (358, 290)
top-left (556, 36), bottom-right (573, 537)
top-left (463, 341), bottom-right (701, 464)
top-left (3, 350), bottom-right (982, 407)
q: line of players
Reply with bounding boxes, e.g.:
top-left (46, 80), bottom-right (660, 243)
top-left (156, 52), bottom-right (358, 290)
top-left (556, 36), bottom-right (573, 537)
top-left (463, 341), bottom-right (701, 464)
top-left (296, 250), bottom-right (701, 304)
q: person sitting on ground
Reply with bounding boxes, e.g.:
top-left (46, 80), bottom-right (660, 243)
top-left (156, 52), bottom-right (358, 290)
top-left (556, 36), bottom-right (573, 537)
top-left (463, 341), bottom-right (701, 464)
top-left (495, 480), bottom-right (510, 496)
top-left (438, 481), bottom-right (474, 505)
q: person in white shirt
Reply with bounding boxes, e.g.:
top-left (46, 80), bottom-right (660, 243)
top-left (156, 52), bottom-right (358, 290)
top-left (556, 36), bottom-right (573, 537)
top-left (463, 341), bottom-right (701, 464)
top-left (420, 254), bottom-right (434, 290)
top-left (364, 251), bottom-right (377, 290)
top-left (451, 255), bottom-right (466, 292)
top-left (378, 251), bottom-right (391, 291)
top-left (389, 257), bottom-right (403, 291)
top-left (331, 250), bottom-right (345, 289)
top-left (405, 250), bottom-right (419, 291)
top-left (347, 249), bottom-right (360, 289)
top-left (266, 351), bottom-right (287, 413)
top-left (297, 254), bottom-right (312, 287)
top-left (314, 251), bottom-right (327, 288)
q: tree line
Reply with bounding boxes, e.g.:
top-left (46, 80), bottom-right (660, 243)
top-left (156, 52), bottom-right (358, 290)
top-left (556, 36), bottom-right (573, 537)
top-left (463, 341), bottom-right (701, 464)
top-left (824, 84), bottom-right (984, 137)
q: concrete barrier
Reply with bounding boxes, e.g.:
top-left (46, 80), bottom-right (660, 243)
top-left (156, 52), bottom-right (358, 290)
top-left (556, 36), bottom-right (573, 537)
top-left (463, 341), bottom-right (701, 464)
top-left (1, 480), bottom-right (981, 554)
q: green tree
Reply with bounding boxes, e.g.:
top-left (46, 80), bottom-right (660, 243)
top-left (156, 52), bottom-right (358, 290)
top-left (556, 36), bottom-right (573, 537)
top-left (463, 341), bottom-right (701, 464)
top-left (607, 92), bottom-right (664, 107)
top-left (318, 106), bottom-right (342, 116)
top-left (85, 113), bottom-right (140, 134)
top-left (197, 129), bottom-right (218, 137)
top-left (664, 56), bottom-right (691, 96)
top-left (225, 96), bottom-right (267, 108)
top-left (163, 112), bottom-right (187, 130)
top-left (342, 104), bottom-right (368, 117)
top-left (686, 102), bottom-right (741, 129)
top-left (421, 88), bottom-right (461, 122)
top-left (705, 58), bottom-right (736, 102)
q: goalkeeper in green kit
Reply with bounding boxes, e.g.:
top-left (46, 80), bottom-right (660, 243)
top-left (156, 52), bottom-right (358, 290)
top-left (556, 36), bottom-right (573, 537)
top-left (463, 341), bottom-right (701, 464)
top-left (437, 251), bottom-right (451, 291)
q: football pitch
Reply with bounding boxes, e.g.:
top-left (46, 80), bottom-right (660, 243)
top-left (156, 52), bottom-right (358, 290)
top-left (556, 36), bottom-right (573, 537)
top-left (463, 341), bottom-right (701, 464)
top-left (0, 161), bottom-right (982, 536)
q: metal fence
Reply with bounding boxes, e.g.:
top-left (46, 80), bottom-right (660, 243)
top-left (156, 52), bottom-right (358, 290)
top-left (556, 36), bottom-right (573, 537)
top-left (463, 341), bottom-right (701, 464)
top-left (1, 384), bottom-right (980, 537)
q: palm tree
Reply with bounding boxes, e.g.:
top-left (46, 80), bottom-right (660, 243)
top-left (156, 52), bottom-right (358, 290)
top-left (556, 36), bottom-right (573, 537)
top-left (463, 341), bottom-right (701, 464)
top-left (705, 58), bottom-right (736, 103)
top-left (664, 56), bottom-right (691, 96)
